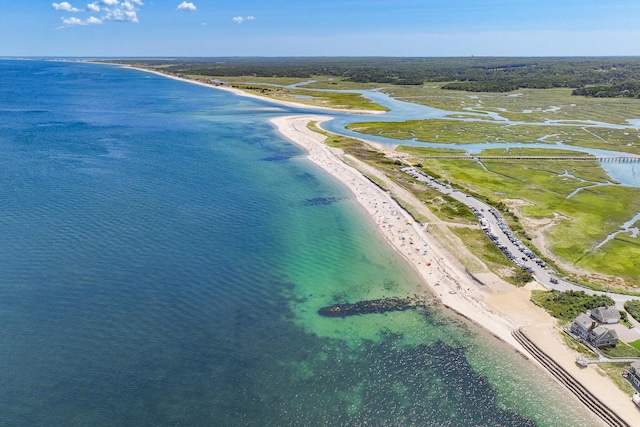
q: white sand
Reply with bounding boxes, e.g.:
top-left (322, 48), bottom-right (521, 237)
top-left (93, 62), bottom-right (637, 424)
top-left (271, 114), bottom-right (640, 426)
top-left (118, 65), bottom-right (383, 115)
top-left (270, 115), bottom-right (526, 348)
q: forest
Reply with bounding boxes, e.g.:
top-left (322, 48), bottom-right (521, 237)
top-left (110, 57), bottom-right (640, 98)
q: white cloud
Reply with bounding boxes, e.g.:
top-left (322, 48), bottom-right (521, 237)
top-left (60, 15), bottom-right (102, 26)
top-left (233, 15), bottom-right (255, 24)
top-left (99, 0), bottom-right (143, 23)
top-left (103, 8), bottom-right (139, 22)
top-left (121, 1), bottom-right (135, 11)
top-left (61, 16), bottom-right (83, 26)
top-left (52, 2), bottom-right (81, 12)
top-left (177, 1), bottom-right (196, 11)
top-left (55, 0), bottom-right (145, 28)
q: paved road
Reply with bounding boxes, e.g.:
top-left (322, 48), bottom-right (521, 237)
top-left (400, 166), bottom-right (640, 306)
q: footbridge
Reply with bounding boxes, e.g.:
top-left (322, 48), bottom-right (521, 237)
top-left (409, 155), bottom-right (640, 162)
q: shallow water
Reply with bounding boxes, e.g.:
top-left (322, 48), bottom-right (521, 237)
top-left (0, 60), bottom-right (599, 426)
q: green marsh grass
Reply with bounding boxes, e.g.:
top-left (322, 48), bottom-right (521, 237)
top-left (348, 119), bottom-right (640, 154)
top-left (396, 147), bottom-right (640, 287)
top-left (233, 84), bottom-right (388, 111)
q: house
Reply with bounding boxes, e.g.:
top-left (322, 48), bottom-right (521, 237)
top-left (591, 306), bottom-right (620, 324)
top-left (625, 361), bottom-right (640, 391)
top-left (571, 313), bottom-right (596, 340)
top-left (588, 325), bottom-right (618, 348)
top-left (570, 312), bottom-right (618, 348)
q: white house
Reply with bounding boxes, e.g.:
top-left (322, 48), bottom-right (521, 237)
top-left (588, 325), bottom-right (618, 348)
top-left (590, 306), bottom-right (620, 324)
top-left (570, 313), bottom-right (595, 340)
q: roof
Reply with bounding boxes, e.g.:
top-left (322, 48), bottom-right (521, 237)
top-left (573, 313), bottom-right (595, 330)
top-left (591, 306), bottom-right (620, 323)
top-left (591, 325), bottom-right (618, 340)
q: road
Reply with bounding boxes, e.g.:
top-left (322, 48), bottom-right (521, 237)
top-left (400, 166), bottom-right (640, 308)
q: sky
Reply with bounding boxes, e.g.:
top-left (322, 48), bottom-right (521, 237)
top-left (2, 0), bottom-right (640, 57)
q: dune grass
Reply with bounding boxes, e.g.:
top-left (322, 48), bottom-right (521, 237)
top-left (598, 363), bottom-right (636, 396)
top-left (449, 226), bottom-right (516, 273)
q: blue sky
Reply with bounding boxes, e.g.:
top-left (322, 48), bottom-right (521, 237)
top-left (2, 1), bottom-right (640, 57)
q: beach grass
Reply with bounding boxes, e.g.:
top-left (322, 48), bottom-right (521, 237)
top-left (598, 363), bottom-right (636, 396)
top-left (448, 226), bottom-right (517, 274)
top-left (561, 334), bottom-right (598, 357)
top-left (529, 290), bottom-right (615, 323)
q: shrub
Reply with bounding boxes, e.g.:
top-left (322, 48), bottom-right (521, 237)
top-left (624, 300), bottom-right (640, 322)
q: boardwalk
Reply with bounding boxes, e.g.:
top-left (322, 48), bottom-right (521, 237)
top-left (408, 155), bottom-right (640, 162)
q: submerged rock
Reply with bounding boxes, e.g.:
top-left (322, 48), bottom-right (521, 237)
top-left (318, 295), bottom-right (434, 318)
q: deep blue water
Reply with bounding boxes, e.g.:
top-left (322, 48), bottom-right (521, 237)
top-left (0, 60), bottom-right (598, 426)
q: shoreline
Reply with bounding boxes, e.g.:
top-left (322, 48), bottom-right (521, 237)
top-left (269, 114), bottom-right (527, 348)
top-left (85, 61), bottom-right (638, 424)
top-left (271, 114), bottom-right (640, 426)
top-left (270, 115), bottom-right (533, 345)
top-left (108, 63), bottom-right (384, 115)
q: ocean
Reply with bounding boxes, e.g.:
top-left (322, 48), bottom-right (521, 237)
top-left (0, 60), bottom-right (598, 426)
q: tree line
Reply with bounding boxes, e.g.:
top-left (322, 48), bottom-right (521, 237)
top-left (109, 57), bottom-right (640, 98)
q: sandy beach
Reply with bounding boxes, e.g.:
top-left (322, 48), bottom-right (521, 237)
top-left (98, 62), bottom-right (639, 424)
top-left (114, 64), bottom-right (383, 115)
top-left (271, 114), bottom-right (640, 426)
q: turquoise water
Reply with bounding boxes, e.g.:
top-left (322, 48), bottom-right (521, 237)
top-left (0, 60), bottom-right (599, 426)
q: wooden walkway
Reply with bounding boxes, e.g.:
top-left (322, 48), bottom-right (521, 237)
top-left (409, 155), bottom-right (640, 162)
